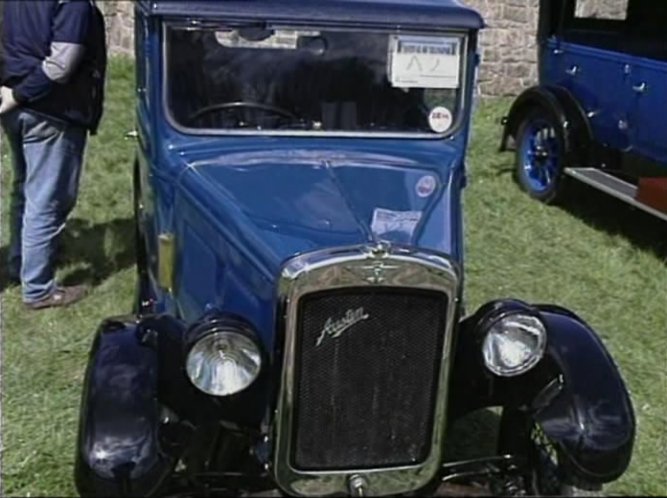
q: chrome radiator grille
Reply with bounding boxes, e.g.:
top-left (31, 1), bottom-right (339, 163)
top-left (291, 288), bottom-right (448, 470)
top-left (274, 245), bottom-right (459, 497)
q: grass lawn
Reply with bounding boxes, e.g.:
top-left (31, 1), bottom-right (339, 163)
top-left (2, 57), bottom-right (666, 496)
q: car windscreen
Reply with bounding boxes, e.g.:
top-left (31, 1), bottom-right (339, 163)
top-left (166, 25), bottom-right (467, 135)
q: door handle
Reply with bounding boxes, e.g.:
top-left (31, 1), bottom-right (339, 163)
top-left (633, 82), bottom-right (647, 94)
top-left (565, 65), bottom-right (579, 76)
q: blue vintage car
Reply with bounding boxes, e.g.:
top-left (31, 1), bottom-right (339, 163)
top-left (502, 0), bottom-right (667, 221)
top-left (75, 1), bottom-right (635, 496)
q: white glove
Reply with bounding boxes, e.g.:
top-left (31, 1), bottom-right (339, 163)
top-left (0, 86), bottom-right (19, 115)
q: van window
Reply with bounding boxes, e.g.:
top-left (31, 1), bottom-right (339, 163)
top-left (575, 0), bottom-right (628, 20)
top-left (563, 0), bottom-right (667, 60)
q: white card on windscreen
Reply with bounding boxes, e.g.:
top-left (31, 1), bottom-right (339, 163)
top-left (389, 35), bottom-right (461, 89)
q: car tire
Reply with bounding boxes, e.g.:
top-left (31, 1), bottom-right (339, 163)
top-left (514, 108), bottom-right (567, 205)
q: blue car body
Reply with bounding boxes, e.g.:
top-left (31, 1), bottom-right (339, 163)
top-left (145, 136), bottom-right (468, 334)
top-left (75, 1), bottom-right (635, 497)
top-left (502, 0), bottom-right (667, 219)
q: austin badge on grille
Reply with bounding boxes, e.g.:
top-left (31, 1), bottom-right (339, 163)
top-left (316, 308), bottom-right (370, 346)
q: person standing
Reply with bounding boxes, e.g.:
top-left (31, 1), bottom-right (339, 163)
top-left (0, 0), bottom-right (106, 309)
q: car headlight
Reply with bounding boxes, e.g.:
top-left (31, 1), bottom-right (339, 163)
top-left (482, 313), bottom-right (547, 377)
top-left (185, 321), bottom-right (262, 396)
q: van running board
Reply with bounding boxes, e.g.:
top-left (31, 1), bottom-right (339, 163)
top-left (564, 168), bottom-right (667, 222)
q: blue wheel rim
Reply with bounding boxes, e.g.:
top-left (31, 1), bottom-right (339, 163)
top-left (519, 119), bottom-right (560, 194)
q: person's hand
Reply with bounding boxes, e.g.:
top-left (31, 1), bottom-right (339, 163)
top-left (0, 86), bottom-right (19, 115)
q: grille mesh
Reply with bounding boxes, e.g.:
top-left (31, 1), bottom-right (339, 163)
top-left (292, 288), bottom-right (448, 470)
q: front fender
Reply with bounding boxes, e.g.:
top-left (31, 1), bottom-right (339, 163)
top-left (534, 305), bottom-right (635, 485)
top-left (500, 85), bottom-right (593, 165)
top-left (451, 300), bottom-right (635, 486)
top-left (74, 316), bottom-right (181, 497)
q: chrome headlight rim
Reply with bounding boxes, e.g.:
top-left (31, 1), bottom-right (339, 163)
top-left (478, 302), bottom-right (548, 378)
top-left (184, 315), bottom-right (263, 397)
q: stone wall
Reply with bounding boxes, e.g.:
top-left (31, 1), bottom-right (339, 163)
top-left (466, 0), bottom-right (540, 96)
top-left (102, 1), bottom-right (135, 57)
top-left (101, 0), bottom-right (623, 97)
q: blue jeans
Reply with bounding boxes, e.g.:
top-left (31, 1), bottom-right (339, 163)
top-left (1, 109), bottom-right (86, 303)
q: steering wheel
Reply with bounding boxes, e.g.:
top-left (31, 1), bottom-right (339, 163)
top-left (186, 101), bottom-right (299, 128)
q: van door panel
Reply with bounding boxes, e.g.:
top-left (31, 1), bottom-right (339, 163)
top-left (631, 60), bottom-right (667, 166)
top-left (557, 42), bottom-right (631, 152)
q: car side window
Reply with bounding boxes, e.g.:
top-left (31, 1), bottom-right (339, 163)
top-left (562, 0), bottom-right (627, 48)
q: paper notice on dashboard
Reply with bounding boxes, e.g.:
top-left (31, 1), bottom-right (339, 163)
top-left (371, 208), bottom-right (422, 242)
top-left (388, 35), bottom-right (461, 89)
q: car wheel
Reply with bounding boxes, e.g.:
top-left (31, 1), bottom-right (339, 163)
top-left (514, 108), bottom-right (567, 204)
top-left (133, 160), bottom-right (152, 314)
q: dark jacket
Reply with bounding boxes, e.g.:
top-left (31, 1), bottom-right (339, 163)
top-left (2, 0), bottom-right (107, 134)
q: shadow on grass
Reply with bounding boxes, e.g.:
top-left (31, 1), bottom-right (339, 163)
top-left (59, 217), bottom-right (136, 285)
top-left (0, 217), bottom-right (136, 293)
top-left (0, 246), bottom-right (19, 293)
top-left (493, 143), bottom-right (667, 262)
top-left (558, 181), bottom-right (667, 263)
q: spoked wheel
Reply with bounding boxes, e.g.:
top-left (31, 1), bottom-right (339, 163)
top-left (514, 109), bottom-right (567, 204)
top-left (497, 409), bottom-right (574, 497)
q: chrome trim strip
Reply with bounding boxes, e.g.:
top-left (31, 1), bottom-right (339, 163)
top-left (564, 167), bottom-right (667, 222)
top-left (273, 243), bottom-right (460, 497)
top-left (160, 22), bottom-right (471, 140)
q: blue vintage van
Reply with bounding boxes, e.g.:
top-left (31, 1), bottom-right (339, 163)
top-left (74, 1), bottom-right (635, 497)
top-left (502, 0), bottom-right (667, 221)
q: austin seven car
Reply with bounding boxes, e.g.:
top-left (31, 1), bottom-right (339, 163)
top-left (75, 1), bottom-right (636, 496)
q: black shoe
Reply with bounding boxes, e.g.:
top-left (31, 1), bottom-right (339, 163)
top-left (24, 285), bottom-right (90, 310)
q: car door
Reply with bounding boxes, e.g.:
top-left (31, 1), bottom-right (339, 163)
top-left (134, 15), bottom-right (162, 296)
top-left (629, 59), bottom-right (667, 165)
